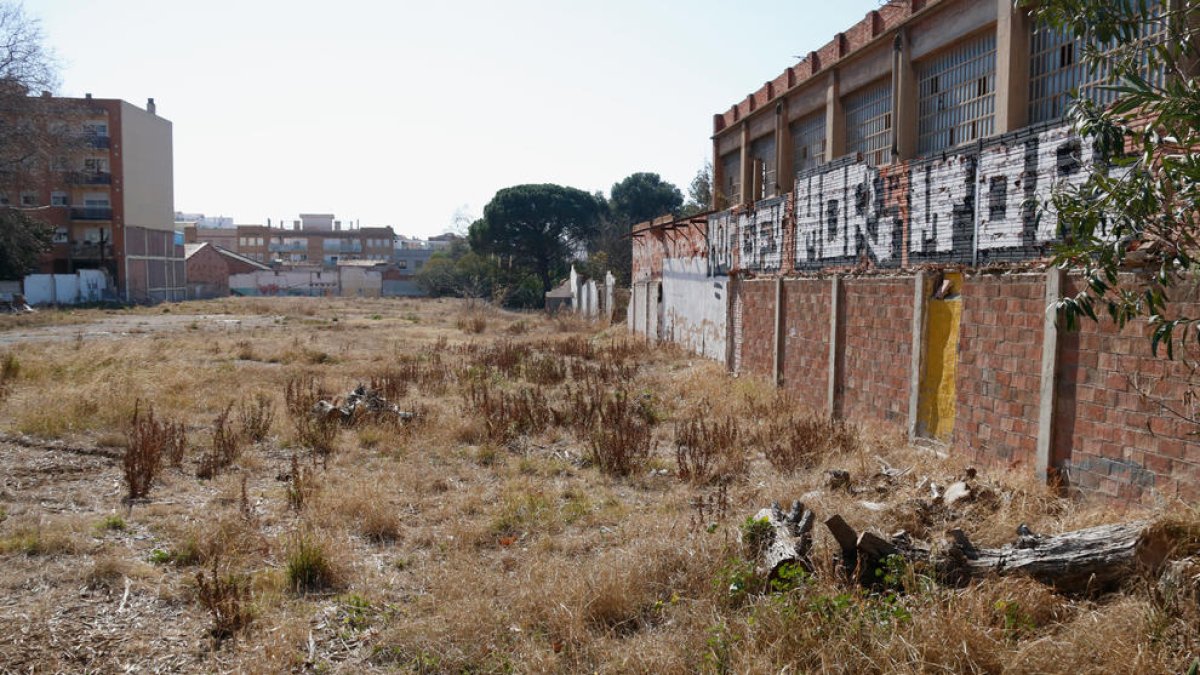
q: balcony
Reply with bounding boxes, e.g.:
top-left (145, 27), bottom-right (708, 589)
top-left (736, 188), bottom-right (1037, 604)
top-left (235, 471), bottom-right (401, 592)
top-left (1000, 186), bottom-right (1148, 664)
top-left (69, 171), bottom-right (112, 185)
top-left (71, 207), bottom-right (113, 221)
top-left (70, 241), bottom-right (114, 260)
top-left (82, 135), bottom-right (111, 149)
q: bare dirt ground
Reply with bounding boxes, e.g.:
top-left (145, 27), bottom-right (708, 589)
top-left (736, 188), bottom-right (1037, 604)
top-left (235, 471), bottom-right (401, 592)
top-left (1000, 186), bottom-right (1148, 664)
top-left (0, 297), bottom-right (1197, 674)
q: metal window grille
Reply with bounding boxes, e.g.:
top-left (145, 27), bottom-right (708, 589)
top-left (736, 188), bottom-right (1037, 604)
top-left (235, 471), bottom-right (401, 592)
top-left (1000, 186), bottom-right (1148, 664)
top-left (720, 152), bottom-right (741, 205)
top-left (1028, 2), bottom-right (1167, 124)
top-left (791, 111), bottom-right (826, 175)
top-left (750, 134), bottom-right (777, 199)
top-left (845, 80), bottom-right (893, 166)
top-left (916, 32), bottom-right (997, 155)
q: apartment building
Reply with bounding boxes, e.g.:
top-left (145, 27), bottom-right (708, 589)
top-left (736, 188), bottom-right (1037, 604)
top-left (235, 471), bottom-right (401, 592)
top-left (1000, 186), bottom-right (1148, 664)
top-left (2, 94), bottom-right (181, 302)
top-left (231, 219), bottom-right (395, 267)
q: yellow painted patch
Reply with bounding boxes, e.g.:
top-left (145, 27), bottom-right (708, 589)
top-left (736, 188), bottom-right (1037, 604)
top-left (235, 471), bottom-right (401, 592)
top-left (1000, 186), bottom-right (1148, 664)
top-left (917, 273), bottom-right (962, 440)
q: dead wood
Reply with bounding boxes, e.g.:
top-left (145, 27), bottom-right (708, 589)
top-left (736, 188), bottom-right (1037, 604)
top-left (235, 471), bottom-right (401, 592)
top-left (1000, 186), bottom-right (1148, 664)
top-left (751, 501), bottom-right (817, 578)
top-left (754, 501), bottom-right (1179, 594)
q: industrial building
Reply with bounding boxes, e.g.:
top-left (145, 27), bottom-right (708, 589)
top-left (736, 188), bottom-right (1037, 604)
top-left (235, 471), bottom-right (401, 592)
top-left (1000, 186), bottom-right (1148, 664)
top-left (629, 0), bottom-right (1196, 502)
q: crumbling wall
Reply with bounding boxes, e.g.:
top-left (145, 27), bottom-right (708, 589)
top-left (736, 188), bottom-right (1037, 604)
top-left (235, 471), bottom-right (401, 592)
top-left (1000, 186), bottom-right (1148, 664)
top-left (661, 257), bottom-right (728, 363)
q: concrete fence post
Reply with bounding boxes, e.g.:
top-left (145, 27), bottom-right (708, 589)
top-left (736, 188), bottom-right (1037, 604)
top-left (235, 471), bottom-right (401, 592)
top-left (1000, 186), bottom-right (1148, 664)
top-left (827, 275), bottom-right (841, 418)
top-left (773, 276), bottom-right (784, 387)
top-left (908, 271), bottom-right (928, 441)
top-left (1036, 267), bottom-right (1064, 484)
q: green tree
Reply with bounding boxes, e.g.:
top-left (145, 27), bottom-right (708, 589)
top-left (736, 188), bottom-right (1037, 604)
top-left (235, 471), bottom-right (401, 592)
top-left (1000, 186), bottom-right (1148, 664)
top-left (595, 173), bottom-right (685, 285)
top-left (609, 172), bottom-right (683, 226)
top-left (0, 208), bottom-right (53, 280)
top-left (681, 161), bottom-right (713, 216)
top-left (470, 184), bottom-right (602, 295)
top-left (1027, 0), bottom-right (1199, 358)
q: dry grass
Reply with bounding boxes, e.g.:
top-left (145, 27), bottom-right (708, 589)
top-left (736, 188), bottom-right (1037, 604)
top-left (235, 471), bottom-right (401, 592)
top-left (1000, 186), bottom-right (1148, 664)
top-left (0, 296), bottom-right (1196, 673)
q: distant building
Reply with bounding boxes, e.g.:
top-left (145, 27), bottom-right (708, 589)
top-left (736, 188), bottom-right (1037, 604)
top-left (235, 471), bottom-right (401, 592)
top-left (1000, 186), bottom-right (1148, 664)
top-left (4, 94), bottom-right (183, 302)
top-left (233, 217), bottom-right (395, 267)
top-left (184, 242), bottom-right (270, 299)
top-left (176, 212), bottom-right (233, 229)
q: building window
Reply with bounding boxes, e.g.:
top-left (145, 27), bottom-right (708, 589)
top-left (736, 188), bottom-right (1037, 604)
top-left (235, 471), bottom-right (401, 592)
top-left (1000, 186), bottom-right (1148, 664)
top-left (844, 79), bottom-right (893, 166)
top-left (20, 192), bottom-right (37, 206)
top-left (749, 134), bottom-right (777, 200)
top-left (719, 151), bottom-right (741, 206)
top-left (1028, 2), bottom-right (1167, 124)
top-left (83, 122), bottom-right (108, 136)
top-left (83, 158), bottom-right (108, 173)
top-left (398, 260), bottom-right (408, 269)
top-left (0, 195), bottom-right (7, 205)
top-left (916, 31), bottom-right (996, 154)
top-left (51, 191), bottom-right (68, 206)
top-left (791, 111), bottom-right (826, 175)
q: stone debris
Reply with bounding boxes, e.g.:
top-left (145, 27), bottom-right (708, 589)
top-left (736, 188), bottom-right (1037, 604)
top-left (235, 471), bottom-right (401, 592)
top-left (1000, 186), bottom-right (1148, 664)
top-left (311, 384), bottom-right (418, 426)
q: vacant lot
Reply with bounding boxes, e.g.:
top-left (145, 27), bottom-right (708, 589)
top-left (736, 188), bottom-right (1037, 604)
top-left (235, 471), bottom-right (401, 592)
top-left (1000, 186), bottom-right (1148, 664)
top-left (0, 297), bottom-right (1197, 674)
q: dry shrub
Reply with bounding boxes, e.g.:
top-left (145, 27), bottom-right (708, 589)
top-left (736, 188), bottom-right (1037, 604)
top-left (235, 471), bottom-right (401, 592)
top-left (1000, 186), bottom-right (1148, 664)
top-left (284, 373), bottom-right (328, 418)
top-left (163, 420), bottom-right (188, 468)
top-left (123, 401), bottom-right (166, 499)
top-left (369, 369), bottom-right (408, 403)
top-left (327, 482), bottom-right (401, 543)
top-left (588, 389), bottom-right (655, 477)
top-left (505, 319), bottom-right (531, 335)
top-left (522, 353), bottom-right (566, 386)
top-left (0, 351), bottom-right (17, 402)
top-left (165, 513), bottom-right (264, 568)
top-left (293, 412), bottom-right (339, 456)
top-left (456, 313), bottom-right (488, 334)
top-left (759, 406), bottom-right (860, 474)
top-left (195, 556), bottom-right (254, 643)
top-left (0, 518), bottom-right (81, 556)
top-left (675, 412), bottom-right (746, 484)
top-left (238, 393), bottom-right (275, 443)
top-left (462, 377), bottom-right (551, 444)
top-left (285, 454), bottom-right (318, 511)
top-left (555, 379), bottom-right (605, 438)
top-left (198, 403), bottom-right (242, 479)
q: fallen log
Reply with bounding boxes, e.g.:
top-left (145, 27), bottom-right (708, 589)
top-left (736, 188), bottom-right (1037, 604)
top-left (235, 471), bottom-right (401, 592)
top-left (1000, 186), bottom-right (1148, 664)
top-left (821, 515), bottom-right (1173, 595)
top-left (748, 501), bottom-right (817, 579)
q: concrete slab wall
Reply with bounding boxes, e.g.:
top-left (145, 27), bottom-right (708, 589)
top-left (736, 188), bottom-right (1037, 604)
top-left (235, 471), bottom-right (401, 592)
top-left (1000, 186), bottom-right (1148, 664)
top-left (661, 257), bottom-right (728, 363)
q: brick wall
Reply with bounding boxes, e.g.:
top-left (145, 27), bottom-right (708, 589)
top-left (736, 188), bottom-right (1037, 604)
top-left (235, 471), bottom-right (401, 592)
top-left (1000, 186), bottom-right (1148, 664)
top-left (733, 279), bottom-right (778, 378)
top-left (838, 278), bottom-right (913, 424)
top-left (185, 244), bottom-right (230, 299)
top-left (780, 279), bottom-right (831, 412)
top-left (955, 274), bottom-right (1045, 468)
top-left (1055, 278), bottom-right (1200, 503)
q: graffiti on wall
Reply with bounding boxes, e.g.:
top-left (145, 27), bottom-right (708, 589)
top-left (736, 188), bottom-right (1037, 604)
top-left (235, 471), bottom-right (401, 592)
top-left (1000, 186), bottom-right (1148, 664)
top-left (712, 121), bottom-right (1101, 273)
top-left (740, 196), bottom-right (786, 272)
top-left (795, 161), bottom-right (903, 268)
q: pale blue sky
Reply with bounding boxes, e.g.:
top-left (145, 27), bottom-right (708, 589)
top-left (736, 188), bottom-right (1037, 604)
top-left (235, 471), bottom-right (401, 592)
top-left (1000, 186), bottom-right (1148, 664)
top-left (30, 0), bottom-right (881, 237)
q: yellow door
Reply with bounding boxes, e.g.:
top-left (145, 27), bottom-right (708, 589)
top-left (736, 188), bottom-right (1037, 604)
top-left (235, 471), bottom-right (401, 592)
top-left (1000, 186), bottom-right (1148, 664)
top-left (917, 273), bottom-right (962, 441)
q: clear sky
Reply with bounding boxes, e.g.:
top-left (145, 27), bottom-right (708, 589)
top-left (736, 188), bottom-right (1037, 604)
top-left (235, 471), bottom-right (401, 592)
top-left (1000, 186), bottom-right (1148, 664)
top-left (30, 0), bottom-right (881, 238)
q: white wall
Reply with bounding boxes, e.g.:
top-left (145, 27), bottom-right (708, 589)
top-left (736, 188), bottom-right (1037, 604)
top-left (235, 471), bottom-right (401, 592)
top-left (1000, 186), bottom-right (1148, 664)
top-left (661, 257), bottom-right (728, 363)
top-left (119, 101), bottom-right (174, 232)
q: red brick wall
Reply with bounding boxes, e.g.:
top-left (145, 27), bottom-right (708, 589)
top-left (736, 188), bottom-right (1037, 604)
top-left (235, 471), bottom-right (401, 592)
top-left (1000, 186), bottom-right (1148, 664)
top-left (1055, 278), bottom-right (1200, 502)
top-left (838, 278), bottom-right (913, 425)
top-left (781, 279), bottom-right (830, 412)
top-left (186, 245), bottom-right (230, 297)
top-left (733, 279), bottom-right (778, 378)
top-left (955, 275), bottom-right (1045, 469)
